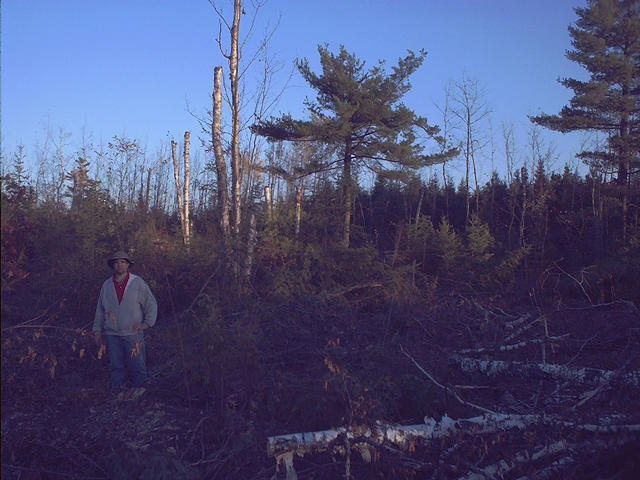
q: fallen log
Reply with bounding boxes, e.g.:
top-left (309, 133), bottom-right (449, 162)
top-left (450, 354), bottom-right (640, 388)
top-left (267, 413), bottom-right (639, 478)
top-left (463, 435), bottom-right (635, 480)
top-left (458, 439), bottom-right (569, 480)
top-left (457, 334), bottom-right (569, 355)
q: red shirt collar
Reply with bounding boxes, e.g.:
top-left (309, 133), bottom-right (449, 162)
top-left (112, 273), bottom-right (130, 304)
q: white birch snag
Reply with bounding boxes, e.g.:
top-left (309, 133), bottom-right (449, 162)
top-left (230, 0), bottom-right (242, 236)
top-left (244, 212), bottom-right (257, 280)
top-left (171, 140), bottom-right (186, 244)
top-left (264, 185), bottom-right (273, 222)
top-left (212, 65), bottom-right (230, 239)
top-left (183, 131), bottom-right (191, 247)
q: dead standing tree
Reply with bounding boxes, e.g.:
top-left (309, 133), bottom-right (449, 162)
top-left (208, 0), bottom-right (284, 280)
top-left (212, 65), bottom-right (231, 239)
top-left (171, 132), bottom-right (192, 247)
top-left (210, 0), bottom-right (243, 242)
top-left (450, 75), bottom-right (490, 223)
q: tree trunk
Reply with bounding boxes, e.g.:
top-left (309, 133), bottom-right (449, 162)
top-left (244, 212), bottom-right (257, 281)
top-left (415, 189), bottom-right (424, 225)
top-left (145, 167), bottom-right (152, 212)
top-left (343, 141), bottom-right (353, 247)
top-left (618, 104), bottom-right (630, 242)
top-left (171, 140), bottom-right (186, 242)
top-left (465, 108), bottom-right (471, 223)
top-left (212, 65), bottom-right (231, 239)
top-left (520, 167), bottom-right (527, 248)
top-left (295, 185), bottom-right (303, 238)
top-left (267, 414), bottom-right (639, 477)
top-left (230, 0), bottom-right (242, 236)
top-left (264, 185), bottom-right (273, 222)
top-left (183, 131), bottom-right (191, 247)
top-left (471, 142), bottom-right (479, 215)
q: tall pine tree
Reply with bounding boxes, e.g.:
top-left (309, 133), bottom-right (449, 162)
top-left (531, 0), bottom-right (639, 238)
top-left (253, 45), bottom-right (457, 247)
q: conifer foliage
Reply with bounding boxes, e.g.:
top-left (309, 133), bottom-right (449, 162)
top-left (253, 45), bottom-right (458, 246)
top-left (531, 0), bottom-right (640, 235)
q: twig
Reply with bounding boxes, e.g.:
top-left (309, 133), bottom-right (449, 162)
top-left (399, 344), bottom-right (496, 414)
top-left (551, 261), bottom-right (594, 304)
top-left (186, 264), bottom-right (222, 314)
top-left (324, 282), bottom-right (385, 299)
top-left (504, 312), bottom-right (533, 330)
top-left (1, 324), bottom-right (85, 333)
top-left (1, 297), bottom-right (65, 331)
top-left (562, 299), bottom-right (639, 314)
top-left (572, 355), bottom-right (639, 409)
top-left (67, 444), bottom-right (109, 478)
top-left (189, 435), bottom-right (231, 467)
top-left (563, 333), bottom-right (598, 367)
top-left (165, 273), bottom-right (192, 408)
top-left (181, 415), bottom-right (215, 460)
top-left (504, 315), bottom-right (543, 343)
top-left (1, 463), bottom-right (106, 479)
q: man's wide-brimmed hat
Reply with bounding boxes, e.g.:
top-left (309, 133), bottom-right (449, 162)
top-left (107, 251), bottom-right (135, 268)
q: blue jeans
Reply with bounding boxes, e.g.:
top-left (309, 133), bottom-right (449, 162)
top-left (105, 332), bottom-right (147, 389)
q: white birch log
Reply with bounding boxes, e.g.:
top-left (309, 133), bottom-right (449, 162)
top-left (504, 312), bottom-right (533, 329)
top-left (512, 456), bottom-right (575, 480)
top-left (268, 413), bottom-right (640, 461)
top-left (461, 435), bottom-right (634, 480)
top-left (450, 354), bottom-right (640, 388)
top-left (503, 315), bottom-right (543, 342)
top-left (457, 334), bottom-right (569, 355)
top-left (458, 439), bottom-right (569, 480)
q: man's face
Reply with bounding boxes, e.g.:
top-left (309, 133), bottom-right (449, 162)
top-left (112, 259), bottom-right (130, 275)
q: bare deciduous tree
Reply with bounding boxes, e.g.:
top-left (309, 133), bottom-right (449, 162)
top-left (450, 75), bottom-right (491, 223)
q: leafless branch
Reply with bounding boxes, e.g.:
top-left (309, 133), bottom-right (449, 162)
top-left (400, 344), bottom-right (496, 414)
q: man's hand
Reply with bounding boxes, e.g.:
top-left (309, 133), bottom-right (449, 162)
top-left (94, 332), bottom-right (102, 347)
top-left (134, 323), bottom-right (148, 331)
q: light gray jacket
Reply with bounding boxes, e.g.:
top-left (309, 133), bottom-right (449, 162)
top-left (93, 274), bottom-right (157, 336)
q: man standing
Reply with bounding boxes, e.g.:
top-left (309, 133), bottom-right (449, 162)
top-left (93, 251), bottom-right (157, 392)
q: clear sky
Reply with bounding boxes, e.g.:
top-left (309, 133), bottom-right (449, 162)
top-left (1, 0), bottom-right (588, 183)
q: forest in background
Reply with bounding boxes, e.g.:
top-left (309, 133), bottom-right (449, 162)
top-left (2, 0), bottom-right (639, 478)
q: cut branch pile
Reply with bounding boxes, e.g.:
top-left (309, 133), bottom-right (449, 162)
top-left (267, 297), bottom-right (640, 478)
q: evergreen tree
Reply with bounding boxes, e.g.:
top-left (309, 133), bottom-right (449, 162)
top-left (253, 45), bottom-right (457, 246)
top-left (531, 0), bottom-right (639, 237)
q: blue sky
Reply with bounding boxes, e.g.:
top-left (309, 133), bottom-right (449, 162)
top-left (1, 0), bottom-right (588, 183)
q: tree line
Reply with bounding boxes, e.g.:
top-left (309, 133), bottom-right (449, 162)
top-left (2, 0), bottom-right (639, 320)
